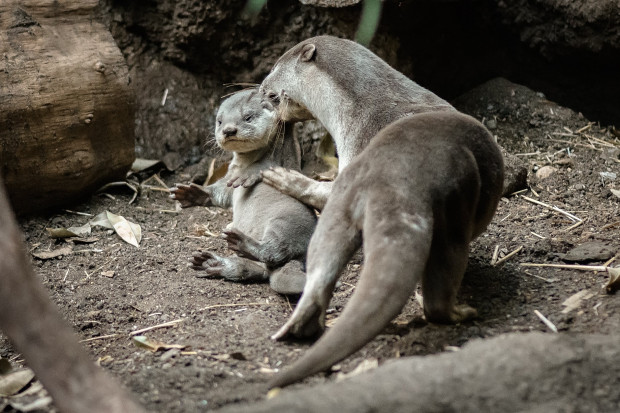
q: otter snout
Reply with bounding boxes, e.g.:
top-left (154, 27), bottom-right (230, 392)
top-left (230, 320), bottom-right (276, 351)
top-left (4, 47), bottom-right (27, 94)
top-left (222, 125), bottom-right (237, 137)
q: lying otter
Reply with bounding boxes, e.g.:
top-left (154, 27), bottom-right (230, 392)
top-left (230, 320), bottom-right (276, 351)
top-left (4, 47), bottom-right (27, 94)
top-left (170, 89), bottom-right (316, 295)
top-left (259, 36), bottom-right (504, 387)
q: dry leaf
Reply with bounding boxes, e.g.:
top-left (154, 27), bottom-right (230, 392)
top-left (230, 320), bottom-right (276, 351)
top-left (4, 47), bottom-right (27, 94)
top-left (561, 289), bottom-right (595, 313)
top-left (0, 368), bottom-right (35, 397)
top-left (45, 223), bottom-right (91, 239)
top-left (101, 270), bottom-right (115, 278)
top-left (610, 189), bottom-right (620, 199)
top-left (32, 245), bottom-right (73, 260)
top-left (131, 158), bottom-right (162, 172)
top-left (335, 358), bottom-right (379, 381)
top-left (90, 211), bottom-right (114, 229)
top-left (606, 267), bottom-right (620, 293)
top-left (132, 336), bottom-right (185, 352)
top-left (106, 211), bottom-right (141, 247)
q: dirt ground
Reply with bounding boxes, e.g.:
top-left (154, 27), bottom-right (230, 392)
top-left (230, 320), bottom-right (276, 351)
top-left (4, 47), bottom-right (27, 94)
top-left (1, 78), bottom-right (620, 412)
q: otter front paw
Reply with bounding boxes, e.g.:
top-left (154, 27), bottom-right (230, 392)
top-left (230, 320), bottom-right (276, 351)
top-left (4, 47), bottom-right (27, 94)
top-left (227, 172), bottom-right (262, 188)
top-left (261, 167), bottom-right (312, 195)
top-left (170, 183), bottom-right (211, 208)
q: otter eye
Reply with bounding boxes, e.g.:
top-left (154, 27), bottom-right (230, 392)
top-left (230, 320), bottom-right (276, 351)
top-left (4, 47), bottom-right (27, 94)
top-left (244, 114), bottom-right (254, 122)
top-left (268, 92), bottom-right (280, 103)
top-left (216, 119), bottom-right (222, 126)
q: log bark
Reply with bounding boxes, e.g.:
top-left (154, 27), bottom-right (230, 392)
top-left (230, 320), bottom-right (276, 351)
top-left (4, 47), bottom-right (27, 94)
top-left (0, 178), bottom-right (145, 413)
top-left (218, 332), bottom-right (620, 413)
top-left (0, 0), bottom-right (135, 215)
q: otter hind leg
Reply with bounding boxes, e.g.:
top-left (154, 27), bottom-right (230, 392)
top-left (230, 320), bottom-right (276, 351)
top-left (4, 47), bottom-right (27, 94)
top-left (422, 239), bottom-right (477, 324)
top-left (269, 260), bottom-right (306, 295)
top-left (272, 209), bottom-right (361, 341)
top-left (191, 251), bottom-right (268, 282)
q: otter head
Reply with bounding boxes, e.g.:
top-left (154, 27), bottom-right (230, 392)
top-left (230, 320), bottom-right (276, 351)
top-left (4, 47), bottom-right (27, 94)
top-left (260, 40), bottom-right (319, 122)
top-left (215, 89), bottom-right (279, 153)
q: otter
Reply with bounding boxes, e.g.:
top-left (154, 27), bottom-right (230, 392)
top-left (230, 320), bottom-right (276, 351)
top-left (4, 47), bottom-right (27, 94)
top-left (0, 182), bottom-right (144, 413)
top-left (170, 89), bottom-right (316, 295)
top-left (259, 35), bottom-right (455, 210)
top-left (259, 36), bottom-right (504, 388)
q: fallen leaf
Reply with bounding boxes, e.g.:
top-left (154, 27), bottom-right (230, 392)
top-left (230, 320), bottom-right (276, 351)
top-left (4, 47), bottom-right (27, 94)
top-left (46, 223), bottom-right (92, 239)
top-left (101, 270), bottom-right (115, 278)
top-left (335, 358), bottom-right (379, 381)
top-left (205, 159), bottom-right (229, 186)
top-left (561, 289), bottom-right (595, 313)
top-left (32, 245), bottom-right (73, 260)
top-left (90, 211), bottom-right (114, 229)
top-left (610, 189), bottom-right (620, 199)
top-left (606, 267), bottom-right (620, 294)
top-left (131, 158), bottom-right (162, 172)
top-left (132, 336), bottom-right (186, 352)
top-left (106, 211), bottom-right (141, 247)
top-left (0, 369), bottom-right (35, 397)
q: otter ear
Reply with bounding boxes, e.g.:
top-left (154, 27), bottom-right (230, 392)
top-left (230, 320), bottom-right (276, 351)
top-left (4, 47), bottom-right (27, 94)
top-left (300, 44), bottom-right (316, 62)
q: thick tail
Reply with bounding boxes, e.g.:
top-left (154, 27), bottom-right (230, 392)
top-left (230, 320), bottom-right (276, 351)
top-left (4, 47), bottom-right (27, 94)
top-left (269, 211), bottom-right (433, 388)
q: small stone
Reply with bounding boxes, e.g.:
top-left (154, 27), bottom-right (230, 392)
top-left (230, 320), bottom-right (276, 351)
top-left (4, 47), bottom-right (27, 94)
top-left (536, 166), bottom-right (557, 180)
top-left (486, 118), bottom-right (497, 130)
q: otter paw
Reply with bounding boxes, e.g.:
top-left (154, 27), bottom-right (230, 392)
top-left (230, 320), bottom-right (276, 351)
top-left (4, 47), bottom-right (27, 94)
top-left (170, 183), bottom-right (210, 208)
top-left (190, 251), bottom-right (226, 278)
top-left (452, 304), bottom-right (478, 323)
top-left (227, 172), bottom-right (262, 188)
top-left (271, 299), bottom-right (324, 341)
top-left (261, 167), bottom-right (313, 196)
top-left (221, 229), bottom-right (259, 261)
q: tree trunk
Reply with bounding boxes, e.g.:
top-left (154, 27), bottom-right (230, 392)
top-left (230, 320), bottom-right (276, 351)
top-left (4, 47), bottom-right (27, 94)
top-left (0, 0), bottom-right (135, 215)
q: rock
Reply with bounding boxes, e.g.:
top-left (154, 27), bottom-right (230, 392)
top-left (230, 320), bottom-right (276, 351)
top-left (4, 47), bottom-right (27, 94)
top-left (0, 0), bottom-right (135, 215)
top-left (496, 0), bottom-right (620, 57)
top-left (560, 241), bottom-right (617, 263)
top-left (536, 166), bottom-right (557, 180)
top-left (217, 332), bottom-right (620, 413)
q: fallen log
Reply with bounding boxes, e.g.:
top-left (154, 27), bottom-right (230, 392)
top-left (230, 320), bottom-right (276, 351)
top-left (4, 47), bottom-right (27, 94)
top-left (0, 177), bottom-right (145, 412)
top-left (0, 0), bottom-right (135, 215)
top-left (218, 332), bottom-right (620, 412)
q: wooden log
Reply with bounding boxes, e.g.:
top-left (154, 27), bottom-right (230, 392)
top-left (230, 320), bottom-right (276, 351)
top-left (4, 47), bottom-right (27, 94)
top-left (0, 178), bottom-right (145, 412)
top-left (0, 0), bottom-right (135, 215)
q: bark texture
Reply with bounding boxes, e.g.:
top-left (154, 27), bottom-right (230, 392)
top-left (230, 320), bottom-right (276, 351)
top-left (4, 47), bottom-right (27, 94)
top-left (0, 0), bottom-right (135, 215)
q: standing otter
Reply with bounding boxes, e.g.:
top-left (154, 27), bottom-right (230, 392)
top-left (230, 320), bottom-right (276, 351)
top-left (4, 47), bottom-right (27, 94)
top-left (259, 36), bottom-right (504, 388)
top-left (259, 35), bottom-right (455, 210)
top-left (170, 89), bottom-right (316, 295)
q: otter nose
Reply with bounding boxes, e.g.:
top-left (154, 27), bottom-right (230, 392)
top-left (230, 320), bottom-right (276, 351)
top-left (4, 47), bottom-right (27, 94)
top-left (222, 125), bottom-right (237, 137)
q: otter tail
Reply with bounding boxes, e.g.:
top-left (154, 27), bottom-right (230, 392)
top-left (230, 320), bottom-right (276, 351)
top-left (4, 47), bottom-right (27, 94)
top-left (269, 210), bottom-right (433, 389)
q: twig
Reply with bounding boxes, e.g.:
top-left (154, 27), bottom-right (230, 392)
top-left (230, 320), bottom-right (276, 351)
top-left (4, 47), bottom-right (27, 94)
top-left (491, 245), bottom-right (500, 265)
top-left (520, 195), bottom-right (581, 223)
top-left (601, 221), bottom-right (620, 230)
top-left (196, 302), bottom-right (271, 312)
top-left (534, 310), bottom-right (557, 333)
top-left (562, 220), bottom-right (584, 232)
top-left (79, 334), bottom-right (118, 343)
top-left (575, 123), bottom-right (593, 134)
top-left (521, 263), bottom-right (609, 272)
top-left (493, 246), bottom-right (523, 267)
top-left (130, 318), bottom-right (185, 336)
top-left (530, 232), bottom-right (546, 239)
top-left (63, 209), bottom-right (94, 217)
top-left (523, 270), bottom-right (555, 283)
